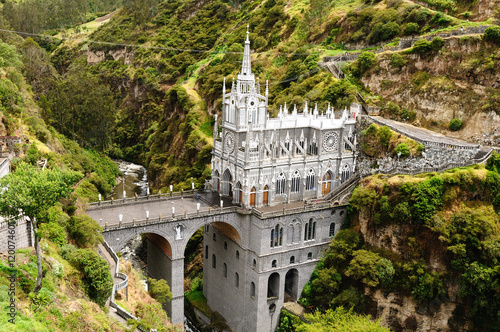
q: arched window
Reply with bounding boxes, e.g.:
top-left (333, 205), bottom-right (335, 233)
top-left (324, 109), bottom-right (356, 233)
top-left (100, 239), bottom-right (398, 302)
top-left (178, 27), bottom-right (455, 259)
top-left (250, 186), bottom-right (256, 207)
top-left (205, 245), bottom-right (208, 259)
top-left (307, 252), bottom-right (313, 260)
top-left (272, 260), bottom-right (277, 268)
top-left (267, 273), bottom-right (280, 298)
top-left (205, 224), bottom-right (210, 233)
top-left (253, 259), bottom-right (257, 268)
top-left (251, 282), bottom-right (256, 298)
top-left (341, 164), bottom-right (351, 183)
top-left (305, 169), bottom-right (315, 191)
top-left (263, 185), bottom-right (269, 205)
top-left (224, 241), bottom-right (227, 250)
top-left (223, 263), bottom-right (227, 278)
top-left (290, 256), bottom-right (295, 264)
top-left (291, 170), bottom-right (300, 193)
top-left (213, 233), bottom-right (216, 241)
top-left (235, 272), bottom-right (240, 288)
top-left (212, 254), bottom-right (216, 269)
top-left (287, 224), bottom-right (294, 245)
top-left (235, 181), bottom-right (242, 204)
top-left (236, 250), bottom-right (240, 259)
top-left (304, 219), bottom-right (316, 241)
top-left (329, 223), bottom-right (336, 237)
top-left (270, 224), bottom-right (283, 247)
top-left (276, 172), bottom-right (286, 195)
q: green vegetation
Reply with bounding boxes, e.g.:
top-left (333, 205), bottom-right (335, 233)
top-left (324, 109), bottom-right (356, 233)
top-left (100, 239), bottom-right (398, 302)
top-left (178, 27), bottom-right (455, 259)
top-left (67, 248), bottom-right (113, 306)
top-left (409, 36), bottom-right (445, 54)
top-left (361, 123), bottom-right (423, 158)
top-left (484, 26), bottom-right (500, 45)
top-left (148, 278), bottom-right (172, 304)
top-left (0, 162), bottom-right (80, 295)
top-left (449, 117), bottom-right (463, 131)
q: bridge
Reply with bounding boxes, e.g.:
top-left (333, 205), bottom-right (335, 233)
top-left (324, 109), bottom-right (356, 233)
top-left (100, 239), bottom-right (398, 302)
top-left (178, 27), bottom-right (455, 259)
top-left (88, 190), bottom-right (348, 331)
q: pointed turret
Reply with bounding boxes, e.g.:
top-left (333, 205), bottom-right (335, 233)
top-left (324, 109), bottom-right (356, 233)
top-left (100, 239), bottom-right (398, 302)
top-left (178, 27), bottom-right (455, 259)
top-left (241, 25), bottom-right (252, 76)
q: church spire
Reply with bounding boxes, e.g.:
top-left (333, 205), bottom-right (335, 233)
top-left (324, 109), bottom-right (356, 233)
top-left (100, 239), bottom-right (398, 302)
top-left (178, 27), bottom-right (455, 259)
top-left (240, 25), bottom-right (252, 76)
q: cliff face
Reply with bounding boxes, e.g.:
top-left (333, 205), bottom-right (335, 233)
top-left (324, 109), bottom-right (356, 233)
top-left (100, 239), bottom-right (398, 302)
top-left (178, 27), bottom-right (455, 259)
top-left (357, 210), bottom-right (459, 331)
top-left (362, 36), bottom-right (500, 143)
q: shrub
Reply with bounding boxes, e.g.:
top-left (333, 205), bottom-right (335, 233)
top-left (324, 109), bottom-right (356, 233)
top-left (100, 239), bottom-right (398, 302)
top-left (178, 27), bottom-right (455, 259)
top-left (69, 248), bottom-right (113, 306)
top-left (148, 278), bottom-right (172, 304)
top-left (431, 37), bottom-right (445, 51)
top-left (377, 126), bottom-right (393, 147)
top-left (484, 26), bottom-right (500, 45)
top-left (395, 143), bottom-right (410, 158)
top-left (390, 53), bottom-right (406, 68)
top-left (449, 118), bottom-right (462, 131)
top-left (411, 39), bottom-right (432, 54)
top-left (357, 52), bottom-right (376, 76)
top-left (67, 214), bottom-right (103, 248)
top-left (404, 23), bottom-right (420, 36)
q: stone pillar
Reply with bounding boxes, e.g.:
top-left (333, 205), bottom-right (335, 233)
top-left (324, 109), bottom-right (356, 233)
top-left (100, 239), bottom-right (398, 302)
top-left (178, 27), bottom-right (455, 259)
top-left (169, 258), bottom-right (185, 325)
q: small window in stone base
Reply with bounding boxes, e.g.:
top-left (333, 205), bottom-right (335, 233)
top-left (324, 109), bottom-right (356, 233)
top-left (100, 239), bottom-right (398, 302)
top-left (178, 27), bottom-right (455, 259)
top-left (205, 245), bottom-right (208, 259)
top-left (253, 259), bottom-right (256, 268)
top-left (236, 250), bottom-right (240, 259)
top-left (224, 241), bottom-right (227, 250)
top-left (212, 254), bottom-right (216, 269)
top-left (213, 233), bottom-right (216, 241)
top-left (236, 272), bottom-right (240, 288)
top-left (272, 260), bottom-right (277, 268)
top-left (290, 256), bottom-right (295, 264)
top-left (223, 263), bottom-right (227, 278)
top-left (250, 282), bottom-right (256, 298)
top-left (307, 252), bottom-right (313, 260)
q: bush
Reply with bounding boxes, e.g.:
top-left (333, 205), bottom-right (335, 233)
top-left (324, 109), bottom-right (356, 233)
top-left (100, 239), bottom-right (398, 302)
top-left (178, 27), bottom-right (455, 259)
top-left (390, 53), bottom-right (406, 68)
top-left (431, 37), bottom-right (445, 51)
top-left (404, 23), bottom-right (420, 36)
top-left (67, 214), bottom-right (103, 248)
top-left (394, 143), bottom-right (410, 158)
top-left (484, 26), bottom-right (500, 45)
top-left (377, 126), bottom-right (393, 147)
top-left (148, 278), bottom-right (172, 304)
top-left (357, 52), bottom-right (376, 76)
top-left (69, 248), bottom-right (113, 306)
top-left (411, 39), bottom-right (432, 54)
top-left (449, 118), bottom-right (462, 131)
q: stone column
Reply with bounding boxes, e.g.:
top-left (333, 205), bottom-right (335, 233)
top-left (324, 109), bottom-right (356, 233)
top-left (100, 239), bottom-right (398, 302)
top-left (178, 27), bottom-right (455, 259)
top-left (169, 257), bottom-right (185, 325)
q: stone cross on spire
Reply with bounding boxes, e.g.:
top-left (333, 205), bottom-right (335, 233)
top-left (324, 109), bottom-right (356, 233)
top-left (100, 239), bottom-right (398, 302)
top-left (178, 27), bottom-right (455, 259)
top-left (241, 25), bottom-right (252, 76)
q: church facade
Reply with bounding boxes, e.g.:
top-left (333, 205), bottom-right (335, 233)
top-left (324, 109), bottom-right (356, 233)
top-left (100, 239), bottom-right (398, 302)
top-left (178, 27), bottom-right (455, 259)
top-left (210, 30), bottom-right (358, 209)
top-left (202, 31), bottom-right (356, 331)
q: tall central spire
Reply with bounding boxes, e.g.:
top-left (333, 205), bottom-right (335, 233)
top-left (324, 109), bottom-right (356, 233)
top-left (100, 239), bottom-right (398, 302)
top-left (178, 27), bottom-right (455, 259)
top-left (240, 25), bottom-right (252, 76)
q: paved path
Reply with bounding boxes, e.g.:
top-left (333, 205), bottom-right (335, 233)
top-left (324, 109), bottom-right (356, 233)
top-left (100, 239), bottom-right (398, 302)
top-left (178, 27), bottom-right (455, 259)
top-left (371, 116), bottom-right (478, 147)
top-left (88, 196), bottom-right (213, 226)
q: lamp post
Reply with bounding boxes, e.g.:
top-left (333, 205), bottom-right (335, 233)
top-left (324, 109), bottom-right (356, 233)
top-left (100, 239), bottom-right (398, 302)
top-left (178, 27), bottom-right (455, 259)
top-left (119, 214), bottom-right (123, 227)
top-left (146, 210), bottom-right (149, 221)
top-left (171, 202), bottom-right (175, 218)
top-left (170, 184), bottom-right (173, 197)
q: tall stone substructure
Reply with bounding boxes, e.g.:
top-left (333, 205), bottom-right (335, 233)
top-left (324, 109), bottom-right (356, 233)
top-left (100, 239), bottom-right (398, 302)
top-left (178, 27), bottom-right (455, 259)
top-left (204, 28), bottom-right (358, 331)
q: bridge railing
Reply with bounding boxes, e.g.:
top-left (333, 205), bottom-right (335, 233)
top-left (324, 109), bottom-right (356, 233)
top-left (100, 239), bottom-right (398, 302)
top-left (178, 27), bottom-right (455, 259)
top-left (103, 206), bottom-right (238, 231)
top-left (88, 189), bottom-right (205, 210)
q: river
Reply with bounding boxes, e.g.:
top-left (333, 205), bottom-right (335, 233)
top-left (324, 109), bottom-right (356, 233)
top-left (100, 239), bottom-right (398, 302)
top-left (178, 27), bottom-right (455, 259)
top-left (111, 160), bottom-right (199, 332)
top-left (110, 160), bottom-right (149, 199)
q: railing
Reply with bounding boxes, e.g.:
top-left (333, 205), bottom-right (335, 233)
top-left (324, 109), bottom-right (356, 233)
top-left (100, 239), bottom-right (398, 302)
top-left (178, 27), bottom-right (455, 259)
top-left (103, 206), bottom-right (238, 231)
top-left (102, 240), bottom-right (138, 325)
top-left (366, 116), bottom-right (479, 150)
top-left (88, 190), bottom-right (203, 210)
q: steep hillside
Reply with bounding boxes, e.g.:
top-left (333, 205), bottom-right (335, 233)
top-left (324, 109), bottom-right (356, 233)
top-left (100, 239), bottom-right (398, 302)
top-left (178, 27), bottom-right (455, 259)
top-left (359, 33), bottom-right (500, 145)
top-left (299, 153), bottom-right (500, 331)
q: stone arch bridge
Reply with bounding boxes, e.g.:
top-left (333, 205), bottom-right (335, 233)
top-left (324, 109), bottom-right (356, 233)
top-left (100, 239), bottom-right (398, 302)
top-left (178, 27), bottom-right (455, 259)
top-left (87, 192), bottom-right (349, 331)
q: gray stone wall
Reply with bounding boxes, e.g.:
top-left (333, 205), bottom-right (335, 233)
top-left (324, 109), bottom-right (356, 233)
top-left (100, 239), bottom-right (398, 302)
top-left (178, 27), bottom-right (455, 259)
top-left (0, 217), bottom-right (32, 254)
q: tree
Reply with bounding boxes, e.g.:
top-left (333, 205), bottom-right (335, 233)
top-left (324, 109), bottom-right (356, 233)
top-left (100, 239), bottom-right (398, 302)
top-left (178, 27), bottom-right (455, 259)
top-left (67, 214), bottom-right (104, 248)
top-left (148, 278), bottom-right (172, 304)
top-left (484, 26), bottom-right (500, 45)
top-left (358, 52), bottom-right (376, 74)
top-left (345, 250), bottom-right (394, 287)
top-left (449, 118), bottom-right (462, 131)
top-left (69, 248), bottom-right (113, 306)
top-left (394, 143), bottom-right (410, 158)
top-left (0, 162), bottom-right (81, 294)
top-left (377, 126), bottom-right (392, 147)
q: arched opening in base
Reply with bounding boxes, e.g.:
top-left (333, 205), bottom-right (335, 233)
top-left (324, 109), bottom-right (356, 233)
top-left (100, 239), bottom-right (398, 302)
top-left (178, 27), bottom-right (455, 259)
top-left (284, 269), bottom-right (299, 302)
